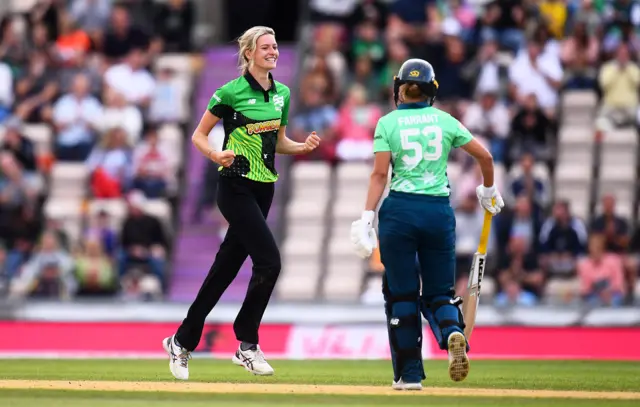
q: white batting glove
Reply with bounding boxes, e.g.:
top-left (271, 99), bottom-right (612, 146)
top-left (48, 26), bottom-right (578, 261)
top-left (350, 210), bottom-right (378, 259)
top-left (475, 185), bottom-right (505, 215)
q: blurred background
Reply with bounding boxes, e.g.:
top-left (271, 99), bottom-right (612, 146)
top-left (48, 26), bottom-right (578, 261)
top-left (0, 0), bottom-right (638, 360)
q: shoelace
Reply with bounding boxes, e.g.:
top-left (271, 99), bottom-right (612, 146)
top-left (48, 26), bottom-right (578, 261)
top-left (178, 351), bottom-right (192, 368)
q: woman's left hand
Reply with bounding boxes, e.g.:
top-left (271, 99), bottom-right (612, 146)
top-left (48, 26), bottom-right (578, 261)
top-left (302, 131), bottom-right (321, 153)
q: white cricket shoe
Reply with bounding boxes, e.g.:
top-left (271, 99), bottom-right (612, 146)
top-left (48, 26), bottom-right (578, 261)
top-left (392, 378), bottom-right (423, 390)
top-left (447, 331), bottom-right (470, 382)
top-left (232, 344), bottom-right (275, 376)
top-left (163, 335), bottom-right (191, 380)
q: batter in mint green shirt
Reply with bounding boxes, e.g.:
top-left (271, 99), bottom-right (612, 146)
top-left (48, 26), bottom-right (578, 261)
top-left (207, 72), bottom-right (291, 183)
top-left (373, 101), bottom-right (473, 196)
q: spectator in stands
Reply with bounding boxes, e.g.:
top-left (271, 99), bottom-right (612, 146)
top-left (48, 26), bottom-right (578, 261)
top-left (432, 34), bottom-right (474, 109)
top-left (333, 84), bottom-right (381, 161)
top-left (539, 200), bottom-right (588, 277)
top-left (132, 127), bottom-right (172, 198)
top-left (590, 194), bottom-right (635, 302)
top-left (290, 71), bottom-right (338, 161)
top-left (573, 0), bottom-right (602, 37)
top-left (385, 0), bottom-right (440, 58)
top-left (0, 59), bottom-right (13, 122)
top-left (0, 15), bottom-right (29, 70)
top-left (54, 11), bottom-right (92, 66)
top-left (0, 153), bottom-right (41, 211)
top-left (154, 0), bottom-right (194, 53)
top-left (351, 53), bottom-right (385, 103)
top-left (100, 88), bottom-right (143, 145)
top-left (14, 51), bottom-right (58, 123)
top-left (27, 22), bottom-right (57, 66)
top-left (74, 234), bottom-right (117, 297)
top-left (1, 202), bottom-right (43, 282)
top-left (57, 47), bottom-right (103, 96)
top-left (454, 191), bottom-right (489, 295)
top-left (9, 230), bottom-right (76, 300)
top-left (45, 217), bottom-right (71, 252)
top-left (538, 0), bottom-right (569, 40)
top-left (350, 18), bottom-right (389, 100)
top-left (28, 0), bottom-right (63, 41)
top-left (466, 34), bottom-right (501, 100)
top-left (602, 19), bottom-right (640, 60)
top-left (578, 233), bottom-right (626, 307)
top-left (508, 39), bottom-right (563, 119)
top-left (507, 153), bottom-right (550, 217)
top-left (52, 73), bottom-right (103, 161)
top-left (104, 47), bottom-right (156, 108)
top-left (101, 3), bottom-right (150, 63)
top-left (148, 67), bottom-right (182, 125)
top-left (475, 0), bottom-right (526, 53)
top-left (462, 88), bottom-right (510, 162)
top-left (302, 24), bottom-right (347, 99)
top-left (590, 195), bottom-right (630, 254)
top-left (496, 194), bottom-right (542, 259)
top-left (1, 117), bottom-right (37, 174)
top-left (560, 20), bottom-right (599, 90)
top-left (118, 190), bottom-right (168, 285)
top-left (495, 235), bottom-right (543, 307)
top-left (69, 0), bottom-right (112, 46)
top-left (596, 43), bottom-right (640, 133)
top-left (84, 209), bottom-right (117, 257)
top-left (507, 93), bottom-right (554, 166)
top-left (86, 127), bottom-right (133, 198)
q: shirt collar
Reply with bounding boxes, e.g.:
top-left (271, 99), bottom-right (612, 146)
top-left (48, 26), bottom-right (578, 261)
top-left (398, 102), bottom-right (430, 110)
top-left (244, 71), bottom-right (278, 93)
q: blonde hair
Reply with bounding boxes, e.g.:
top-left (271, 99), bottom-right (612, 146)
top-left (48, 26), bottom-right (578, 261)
top-left (237, 26), bottom-right (276, 74)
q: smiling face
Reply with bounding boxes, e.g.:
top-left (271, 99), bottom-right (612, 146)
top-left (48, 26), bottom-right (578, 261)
top-left (247, 34), bottom-right (278, 72)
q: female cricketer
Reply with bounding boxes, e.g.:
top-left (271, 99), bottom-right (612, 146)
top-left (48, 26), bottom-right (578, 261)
top-left (351, 58), bottom-right (505, 389)
top-left (163, 26), bottom-right (321, 380)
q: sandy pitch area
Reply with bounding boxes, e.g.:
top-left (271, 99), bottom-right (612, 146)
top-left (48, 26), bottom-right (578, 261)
top-left (0, 380), bottom-right (639, 400)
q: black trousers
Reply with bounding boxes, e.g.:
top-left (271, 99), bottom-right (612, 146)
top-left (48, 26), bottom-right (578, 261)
top-left (176, 176), bottom-right (280, 351)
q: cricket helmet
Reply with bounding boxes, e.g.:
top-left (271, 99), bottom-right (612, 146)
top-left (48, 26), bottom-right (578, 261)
top-left (393, 58), bottom-right (438, 107)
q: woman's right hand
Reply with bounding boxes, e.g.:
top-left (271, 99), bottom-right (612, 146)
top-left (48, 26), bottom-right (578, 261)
top-left (211, 149), bottom-right (235, 167)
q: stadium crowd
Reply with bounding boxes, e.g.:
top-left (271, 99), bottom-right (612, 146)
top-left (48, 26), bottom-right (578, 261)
top-left (296, 0), bottom-right (640, 306)
top-left (0, 0), bottom-right (194, 301)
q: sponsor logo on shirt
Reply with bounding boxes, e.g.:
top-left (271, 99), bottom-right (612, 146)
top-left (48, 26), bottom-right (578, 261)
top-left (246, 119), bottom-right (281, 134)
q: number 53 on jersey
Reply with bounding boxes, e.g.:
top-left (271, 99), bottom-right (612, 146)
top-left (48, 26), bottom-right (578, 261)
top-left (373, 110), bottom-right (474, 196)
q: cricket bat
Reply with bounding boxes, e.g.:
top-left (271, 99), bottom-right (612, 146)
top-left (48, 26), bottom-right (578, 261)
top-left (461, 206), bottom-right (494, 341)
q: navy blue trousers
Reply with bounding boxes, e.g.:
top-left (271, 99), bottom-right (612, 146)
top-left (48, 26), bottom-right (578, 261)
top-left (378, 191), bottom-right (464, 382)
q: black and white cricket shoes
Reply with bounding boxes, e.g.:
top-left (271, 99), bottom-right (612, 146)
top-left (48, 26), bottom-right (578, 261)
top-left (232, 344), bottom-right (275, 376)
top-left (163, 335), bottom-right (191, 380)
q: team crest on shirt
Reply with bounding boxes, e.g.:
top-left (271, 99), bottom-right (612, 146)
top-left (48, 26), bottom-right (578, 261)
top-left (272, 95), bottom-right (285, 112)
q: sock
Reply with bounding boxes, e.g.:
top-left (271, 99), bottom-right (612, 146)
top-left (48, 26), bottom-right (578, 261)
top-left (173, 335), bottom-right (184, 349)
top-left (240, 341), bottom-right (257, 351)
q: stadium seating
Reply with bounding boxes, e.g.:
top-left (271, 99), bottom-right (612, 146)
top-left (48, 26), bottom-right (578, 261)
top-left (554, 90), bottom-right (600, 221)
top-left (278, 161), bottom-right (331, 300)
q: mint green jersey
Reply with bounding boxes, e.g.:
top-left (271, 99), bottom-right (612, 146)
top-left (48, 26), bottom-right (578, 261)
top-left (373, 104), bottom-right (473, 196)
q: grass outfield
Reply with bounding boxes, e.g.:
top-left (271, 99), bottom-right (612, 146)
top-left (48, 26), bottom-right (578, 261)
top-left (0, 359), bottom-right (639, 406)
